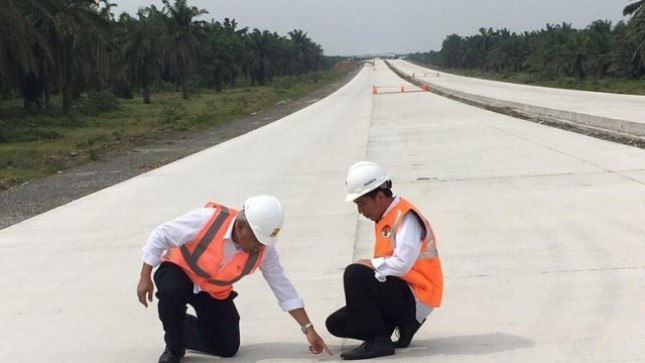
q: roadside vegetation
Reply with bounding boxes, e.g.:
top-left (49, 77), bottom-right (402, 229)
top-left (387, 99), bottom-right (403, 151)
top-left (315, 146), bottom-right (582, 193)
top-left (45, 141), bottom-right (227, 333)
top-left (0, 0), bottom-right (353, 190)
top-left (412, 67), bottom-right (645, 96)
top-left (407, 2), bottom-right (645, 95)
top-left (0, 67), bottom-right (354, 190)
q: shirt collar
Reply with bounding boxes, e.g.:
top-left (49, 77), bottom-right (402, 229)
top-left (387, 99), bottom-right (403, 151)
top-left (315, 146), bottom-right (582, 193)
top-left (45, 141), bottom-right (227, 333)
top-left (381, 196), bottom-right (400, 219)
top-left (224, 218), bottom-right (242, 250)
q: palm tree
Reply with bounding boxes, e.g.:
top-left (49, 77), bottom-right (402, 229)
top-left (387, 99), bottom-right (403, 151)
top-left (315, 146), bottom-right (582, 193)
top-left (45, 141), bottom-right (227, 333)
top-left (35, 0), bottom-right (110, 115)
top-left (0, 0), bottom-right (52, 111)
top-left (288, 29), bottom-right (324, 74)
top-left (608, 21), bottom-right (639, 77)
top-left (0, 1), bottom-right (39, 79)
top-left (475, 27), bottom-right (494, 69)
top-left (122, 7), bottom-right (165, 103)
top-left (485, 28), bottom-right (514, 72)
top-left (200, 18), bottom-right (246, 92)
top-left (623, 0), bottom-right (645, 16)
top-left (441, 34), bottom-right (465, 68)
top-left (162, 0), bottom-right (207, 99)
top-left (218, 18), bottom-right (247, 88)
top-left (246, 29), bottom-right (275, 85)
top-left (624, 0), bottom-right (645, 74)
top-left (582, 20), bottom-right (614, 77)
top-left (78, 1), bottom-right (117, 92)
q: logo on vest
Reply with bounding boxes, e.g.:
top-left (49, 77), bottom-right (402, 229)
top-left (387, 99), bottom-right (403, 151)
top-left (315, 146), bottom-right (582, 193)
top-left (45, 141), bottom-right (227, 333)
top-left (381, 225), bottom-right (392, 238)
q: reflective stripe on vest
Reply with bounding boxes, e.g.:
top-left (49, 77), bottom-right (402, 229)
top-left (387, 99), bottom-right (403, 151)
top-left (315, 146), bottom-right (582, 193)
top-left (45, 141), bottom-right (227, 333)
top-left (164, 202), bottom-right (264, 300)
top-left (180, 206), bottom-right (231, 278)
top-left (205, 251), bottom-right (260, 286)
top-left (388, 206), bottom-right (438, 260)
top-left (374, 197), bottom-right (443, 307)
top-left (418, 250), bottom-right (438, 259)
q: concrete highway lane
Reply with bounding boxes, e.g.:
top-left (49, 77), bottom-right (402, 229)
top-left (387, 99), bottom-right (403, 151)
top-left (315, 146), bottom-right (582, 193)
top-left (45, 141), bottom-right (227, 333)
top-left (390, 59), bottom-right (645, 126)
top-left (1, 59), bottom-right (644, 362)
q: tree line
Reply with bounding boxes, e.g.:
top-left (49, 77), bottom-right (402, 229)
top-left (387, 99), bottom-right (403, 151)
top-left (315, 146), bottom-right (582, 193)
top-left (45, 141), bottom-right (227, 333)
top-left (408, 2), bottom-right (645, 80)
top-left (0, 0), bottom-right (329, 116)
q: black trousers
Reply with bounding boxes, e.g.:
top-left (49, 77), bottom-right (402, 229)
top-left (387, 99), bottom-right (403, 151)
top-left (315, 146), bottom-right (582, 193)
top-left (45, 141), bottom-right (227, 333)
top-left (154, 262), bottom-right (240, 357)
top-left (326, 264), bottom-right (417, 342)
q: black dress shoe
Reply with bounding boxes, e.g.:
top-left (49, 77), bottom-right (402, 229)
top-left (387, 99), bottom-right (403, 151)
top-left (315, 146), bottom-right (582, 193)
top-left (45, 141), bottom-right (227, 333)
top-left (393, 318), bottom-right (425, 348)
top-left (158, 347), bottom-right (185, 363)
top-left (341, 336), bottom-right (395, 360)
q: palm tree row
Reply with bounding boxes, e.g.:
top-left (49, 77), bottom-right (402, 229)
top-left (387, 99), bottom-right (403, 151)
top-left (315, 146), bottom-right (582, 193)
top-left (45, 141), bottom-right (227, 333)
top-left (408, 2), bottom-right (645, 80)
top-left (0, 0), bottom-right (327, 115)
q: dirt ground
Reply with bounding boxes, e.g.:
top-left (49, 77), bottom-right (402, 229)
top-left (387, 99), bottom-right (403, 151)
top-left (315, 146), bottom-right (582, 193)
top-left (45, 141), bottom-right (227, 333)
top-left (0, 67), bottom-right (360, 229)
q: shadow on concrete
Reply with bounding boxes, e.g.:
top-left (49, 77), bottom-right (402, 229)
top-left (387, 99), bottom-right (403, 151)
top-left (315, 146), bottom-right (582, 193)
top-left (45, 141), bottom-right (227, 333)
top-left (182, 332), bottom-right (532, 361)
top-left (184, 343), bottom-right (341, 361)
top-left (398, 332), bottom-right (533, 358)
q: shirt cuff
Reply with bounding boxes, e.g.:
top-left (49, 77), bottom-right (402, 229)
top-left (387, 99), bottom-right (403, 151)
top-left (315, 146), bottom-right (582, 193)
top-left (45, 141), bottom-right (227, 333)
top-left (281, 297), bottom-right (305, 312)
top-left (141, 249), bottom-right (162, 267)
top-left (371, 257), bottom-right (386, 270)
top-left (371, 257), bottom-right (387, 282)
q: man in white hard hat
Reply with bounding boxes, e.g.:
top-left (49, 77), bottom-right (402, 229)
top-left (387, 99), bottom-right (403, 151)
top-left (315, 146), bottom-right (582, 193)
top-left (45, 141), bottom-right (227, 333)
top-left (326, 161), bottom-right (444, 360)
top-left (137, 195), bottom-right (332, 363)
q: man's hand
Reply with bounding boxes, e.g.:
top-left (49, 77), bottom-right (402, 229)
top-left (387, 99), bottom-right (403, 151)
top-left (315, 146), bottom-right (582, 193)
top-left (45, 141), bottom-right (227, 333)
top-left (137, 275), bottom-right (154, 307)
top-left (287, 308), bottom-right (332, 354)
top-left (137, 263), bottom-right (155, 307)
top-left (306, 328), bottom-right (333, 355)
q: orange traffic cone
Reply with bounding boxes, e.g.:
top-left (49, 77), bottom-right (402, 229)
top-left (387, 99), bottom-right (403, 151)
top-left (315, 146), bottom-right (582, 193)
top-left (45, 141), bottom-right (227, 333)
top-left (422, 84), bottom-right (428, 92)
top-left (400, 85), bottom-right (405, 93)
top-left (373, 86), bottom-right (378, 95)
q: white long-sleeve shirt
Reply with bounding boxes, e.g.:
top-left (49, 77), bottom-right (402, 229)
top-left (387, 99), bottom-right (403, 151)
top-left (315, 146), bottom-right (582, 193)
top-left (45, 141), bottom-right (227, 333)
top-left (142, 208), bottom-right (304, 312)
top-left (370, 197), bottom-right (434, 322)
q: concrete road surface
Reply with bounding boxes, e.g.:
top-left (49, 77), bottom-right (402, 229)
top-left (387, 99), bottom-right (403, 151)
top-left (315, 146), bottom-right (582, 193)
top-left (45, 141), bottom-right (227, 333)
top-left (1, 59), bottom-right (644, 362)
top-left (389, 59), bottom-right (645, 138)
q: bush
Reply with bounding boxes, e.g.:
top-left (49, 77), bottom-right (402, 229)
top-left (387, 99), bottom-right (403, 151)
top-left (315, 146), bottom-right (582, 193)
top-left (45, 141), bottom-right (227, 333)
top-left (0, 119), bottom-right (6, 143)
top-left (272, 77), bottom-right (296, 91)
top-left (191, 100), bottom-right (219, 125)
top-left (113, 85), bottom-right (134, 99)
top-left (59, 113), bottom-right (87, 127)
top-left (4, 128), bottom-right (64, 143)
top-left (78, 90), bottom-right (121, 115)
top-left (158, 98), bottom-right (188, 124)
top-left (309, 72), bottom-right (324, 83)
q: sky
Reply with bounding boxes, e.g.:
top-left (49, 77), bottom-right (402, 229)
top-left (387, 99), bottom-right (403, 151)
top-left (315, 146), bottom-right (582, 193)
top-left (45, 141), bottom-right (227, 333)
top-left (110, 0), bottom-right (631, 56)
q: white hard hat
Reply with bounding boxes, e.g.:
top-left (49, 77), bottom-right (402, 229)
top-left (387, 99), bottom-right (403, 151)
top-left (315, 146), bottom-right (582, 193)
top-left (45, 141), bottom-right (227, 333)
top-left (345, 161), bottom-right (390, 202)
top-left (243, 195), bottom-right (284, 246)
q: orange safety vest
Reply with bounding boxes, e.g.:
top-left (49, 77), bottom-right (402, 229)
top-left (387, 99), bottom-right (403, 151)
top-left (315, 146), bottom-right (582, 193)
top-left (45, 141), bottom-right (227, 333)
top-left (162, 202), bottom-right (264, 300)
top-left (374, 198), bottom-right (443, 307)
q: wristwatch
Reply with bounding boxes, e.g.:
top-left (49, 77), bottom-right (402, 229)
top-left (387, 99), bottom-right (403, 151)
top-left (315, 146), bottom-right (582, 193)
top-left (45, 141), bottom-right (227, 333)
top-left (301, 323), bottom-right (313, 334)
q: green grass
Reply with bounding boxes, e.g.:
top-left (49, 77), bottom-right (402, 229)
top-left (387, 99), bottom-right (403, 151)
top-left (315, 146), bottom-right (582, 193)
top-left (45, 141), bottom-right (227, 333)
top-left (0, 69), bottom-right (351, 190)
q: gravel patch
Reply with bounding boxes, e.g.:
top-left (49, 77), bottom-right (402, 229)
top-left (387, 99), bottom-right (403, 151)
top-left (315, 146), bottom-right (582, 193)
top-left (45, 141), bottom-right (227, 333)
top-left (0, 69), bottom-right (359, 229)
